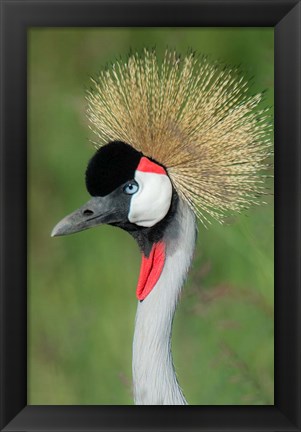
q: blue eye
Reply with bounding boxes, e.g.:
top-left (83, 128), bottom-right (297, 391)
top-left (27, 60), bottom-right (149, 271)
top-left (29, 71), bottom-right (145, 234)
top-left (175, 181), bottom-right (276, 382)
top-left (123, 182), bottom-right (139, 195)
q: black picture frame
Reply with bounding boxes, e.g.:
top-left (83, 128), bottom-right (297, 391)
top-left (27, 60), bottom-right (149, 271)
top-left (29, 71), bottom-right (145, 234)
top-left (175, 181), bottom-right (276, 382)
top-left (0, 0), bottom-right (300, 431)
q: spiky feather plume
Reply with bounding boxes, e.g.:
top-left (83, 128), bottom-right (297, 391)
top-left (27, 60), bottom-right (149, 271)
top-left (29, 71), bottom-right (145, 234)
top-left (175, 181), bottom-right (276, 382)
top-left (86, 49), bottom-right (273, 225)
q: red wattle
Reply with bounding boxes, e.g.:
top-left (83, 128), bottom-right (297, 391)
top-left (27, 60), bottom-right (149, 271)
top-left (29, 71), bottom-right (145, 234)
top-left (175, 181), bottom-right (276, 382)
top-left (136, 242), bottom-right (166, 300)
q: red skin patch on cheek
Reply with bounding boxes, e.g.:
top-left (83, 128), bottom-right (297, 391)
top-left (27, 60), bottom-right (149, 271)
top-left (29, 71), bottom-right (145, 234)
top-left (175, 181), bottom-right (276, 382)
top-left (137, 157), bottom-right (166, 175)
top-left (136, 242), bottom-right (166, 300)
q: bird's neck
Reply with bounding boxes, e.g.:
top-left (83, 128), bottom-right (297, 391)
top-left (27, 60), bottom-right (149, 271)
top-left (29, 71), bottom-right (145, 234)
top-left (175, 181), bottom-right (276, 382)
top-left (132, 198), bottom-right (197, 405)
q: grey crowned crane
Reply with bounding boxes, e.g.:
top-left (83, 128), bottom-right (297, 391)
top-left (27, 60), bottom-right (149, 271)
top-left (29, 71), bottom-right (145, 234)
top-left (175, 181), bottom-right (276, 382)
top-left (52, 50), bottom-right (272, 405)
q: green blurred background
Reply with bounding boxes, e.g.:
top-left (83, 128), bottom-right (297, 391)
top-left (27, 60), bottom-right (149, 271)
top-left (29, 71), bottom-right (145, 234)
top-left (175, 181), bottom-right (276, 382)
top-left (28, 28), bottom-right (274, 405)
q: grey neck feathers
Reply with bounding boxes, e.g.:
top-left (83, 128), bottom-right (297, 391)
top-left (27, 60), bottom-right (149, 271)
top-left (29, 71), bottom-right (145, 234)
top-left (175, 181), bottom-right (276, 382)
top-left (132, 198), bottom-right (197, 405)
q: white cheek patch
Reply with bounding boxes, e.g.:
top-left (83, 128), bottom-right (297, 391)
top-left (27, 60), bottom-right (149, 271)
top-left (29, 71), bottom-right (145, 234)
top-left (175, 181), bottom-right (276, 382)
top-left (128, 171), bottom-right (173, 227)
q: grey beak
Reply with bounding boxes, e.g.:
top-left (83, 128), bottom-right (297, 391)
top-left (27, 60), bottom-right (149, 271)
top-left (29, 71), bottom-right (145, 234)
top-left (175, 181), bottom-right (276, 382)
top-left (51, 196), bottom-right (118, 237)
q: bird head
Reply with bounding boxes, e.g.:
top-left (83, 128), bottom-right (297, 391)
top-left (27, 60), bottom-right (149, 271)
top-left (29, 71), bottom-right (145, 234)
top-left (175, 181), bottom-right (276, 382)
top-left (52, 49), bottom-right (272, 232)
top-left (51, 140), bottom-right (174, 238)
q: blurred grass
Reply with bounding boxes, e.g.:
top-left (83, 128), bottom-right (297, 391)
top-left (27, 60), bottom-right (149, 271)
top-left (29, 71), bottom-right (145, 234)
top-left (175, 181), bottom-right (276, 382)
top-left (28, 28), bottom-right (274, 405)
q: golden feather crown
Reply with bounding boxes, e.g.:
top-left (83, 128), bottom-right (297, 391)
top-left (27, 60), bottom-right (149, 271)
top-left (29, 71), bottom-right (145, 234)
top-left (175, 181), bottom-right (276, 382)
top-left (86, 49), bottom-right (273, 225)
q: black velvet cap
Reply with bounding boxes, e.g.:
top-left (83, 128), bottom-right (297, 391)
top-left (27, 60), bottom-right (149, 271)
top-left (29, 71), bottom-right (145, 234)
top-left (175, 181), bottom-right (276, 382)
top-left (85, 141), bottom-right (143, 196)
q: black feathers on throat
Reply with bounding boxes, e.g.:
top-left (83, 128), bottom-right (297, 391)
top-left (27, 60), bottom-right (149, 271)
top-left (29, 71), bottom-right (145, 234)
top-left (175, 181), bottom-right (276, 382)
top-left (112, 189), bottom-right (179, 257)
top-left (85, 141), bottom-right (142, 196)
